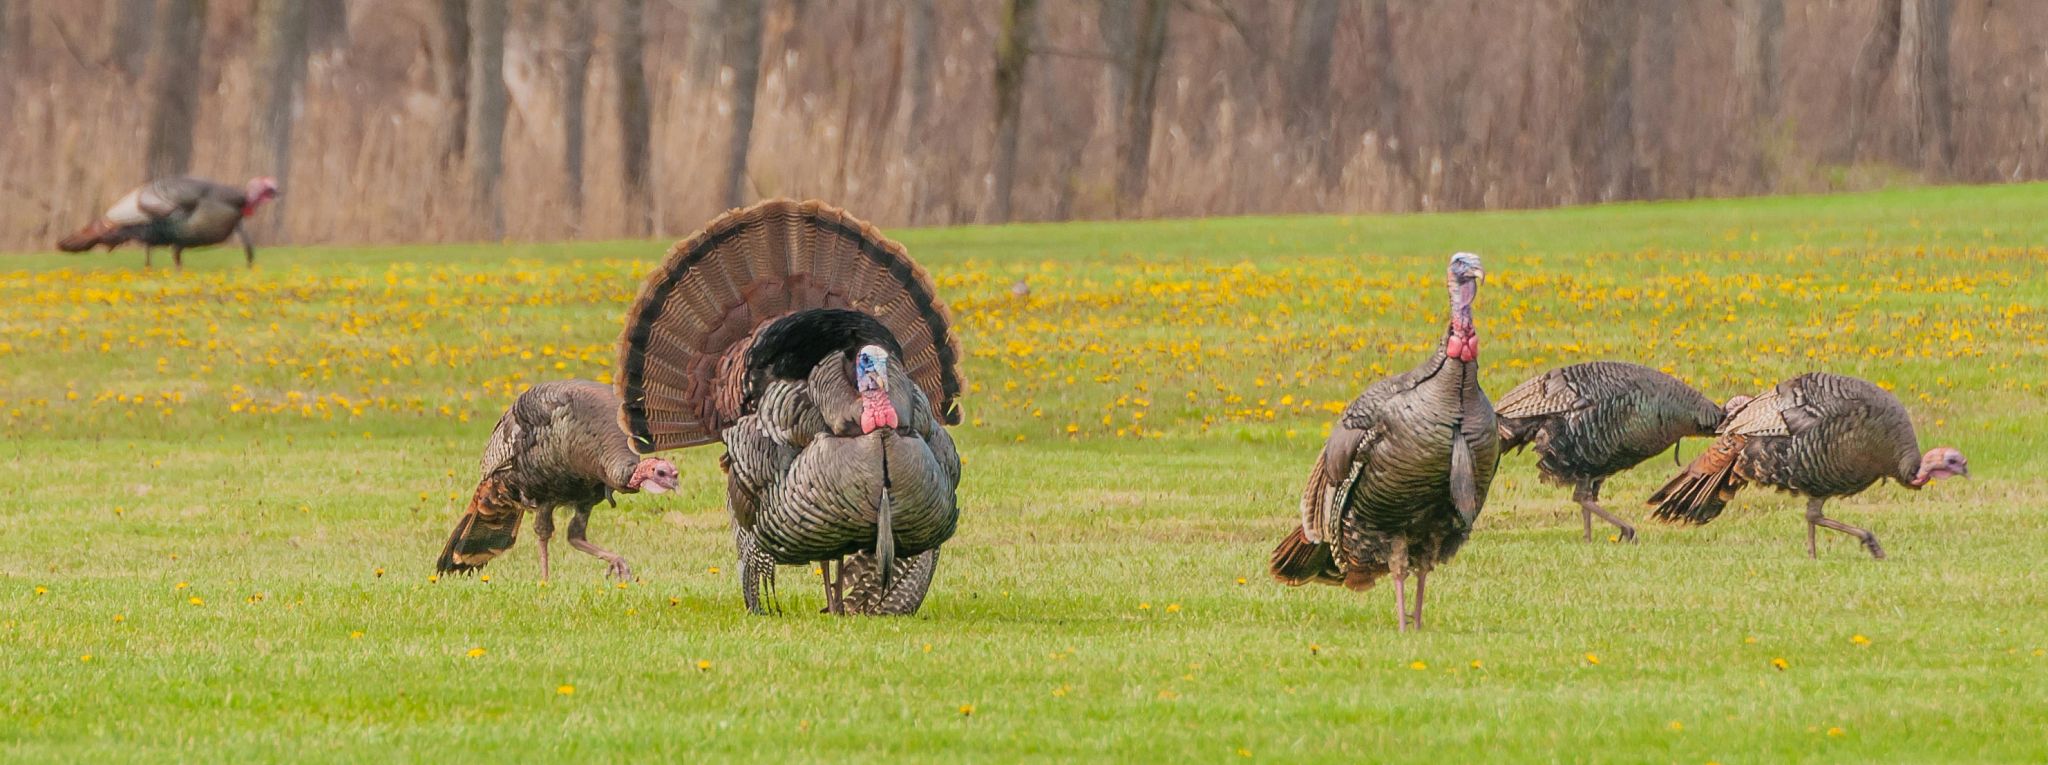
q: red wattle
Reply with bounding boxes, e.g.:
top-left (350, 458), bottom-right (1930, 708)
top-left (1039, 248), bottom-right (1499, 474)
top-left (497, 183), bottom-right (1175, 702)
top-left (859, 391), bottom-right (899, 434)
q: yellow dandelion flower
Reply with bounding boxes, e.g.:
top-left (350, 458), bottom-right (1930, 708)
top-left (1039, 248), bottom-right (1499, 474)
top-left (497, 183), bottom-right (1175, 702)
top-left (374, 568), bottom-right (385, 578)
top-left (1668, 720), bottom-right (1683, 732)
top-left (1237, 748), bottom-right (1252, 758)
top-left (696, 659), bottom-right (712, 671)
top-left (175, 582), bottom-right (189, 590)
top-left (350, 631), bottom-right (364, 639)
top-left (1850, 634), bottom-right (1870, 646)
top-left (1827, 726), bottom-right (1845, 737)
top-left (33, 586), bottom-right (47, 595)
top-left (1309, 643), bottom-right (1321, 655)
top-left (1234, 577), bottom-right (1247, 585)
top-left (187, 596), bottom-right (204, 606)
top-left (112, 614), bottom-right (125, 623)
top-left (1771, 657), bottom-right (1789, 671)
top-left (958, 703), bottom-right (975, 716)
top-left (1138, 602), bottom-right (1151, 610)
top-left (467, 647), bottom-right (487, 659)
top-left (709, 566), bottom-right (721, 574)
top-left (615, 581), bottom-right (629, 590)
top-left (557, 684), bottom-right (575, 696)
top-left (668, 597), bottom-right (681, 607)
top-left (1165, 603), bottom-right (1182, 613)
top-left (81, 654), bottom-right (93, 662)
top-left (1744, 636), bottom-right (1758, 644)
top-left (428, 575), bottom-right (440, 583)
top-left (1409, 661), bottom-right (1427, 671)
top-left (1584, 653), bottom-right (1600, 665)
top-left (1469, 659), bottom-right (1483, 669)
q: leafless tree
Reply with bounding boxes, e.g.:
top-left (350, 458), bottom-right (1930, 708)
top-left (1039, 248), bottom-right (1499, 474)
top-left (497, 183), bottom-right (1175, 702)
top-left (434, 0), bottom-right (470, 165)
top-left (111, 0), bottom-right (155, 81)
top-left (251, 0), bottom-right (308, 229)
top-left (615, 0), bottom-right (652, 233)
top-left (1736, 0), bottom-right (1784, 185)
top-left (1907, 0), bottom-right (1955, 175)
top-left (467, 0), bottom-right (507, 237)
top-left (722, 0), bottom-right (764, 208)
top-left (143, 0), bottom-right (206, 180)
top-left (1283, 0), bottom-right (1341, 179)
top-left (558, 0), bottom-right (593, 222)
top-left (1833, 0), bottom-right (1902, 165)
top-left (1115, 0), bottom-right (1167, 217)
top-left (990, 0), bottom-right (1038, 223)
top-left (1572, 0), bottom-right (1638, 201)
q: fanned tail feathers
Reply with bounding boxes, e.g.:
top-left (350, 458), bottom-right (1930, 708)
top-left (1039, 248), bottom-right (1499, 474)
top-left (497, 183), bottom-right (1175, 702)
top-left (435, 478), bottom-right (524, 573)
top-left (1648, 435), bottom-right (1747, 525)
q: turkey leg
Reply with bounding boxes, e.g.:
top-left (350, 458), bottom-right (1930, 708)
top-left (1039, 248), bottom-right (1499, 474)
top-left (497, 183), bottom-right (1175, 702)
top-left (1393, 570), bottom-right (1409, 632)
top-left (820, 557), bottom-right (843, 614)
top-left (143, 246), bottom-right (154, 269)
top-left (533, 509), bottom-right (556, 582)
top-left (1410, 570), bottom-right (1428, 631)
top-left (1575, 479), bottom-right (1636, 543)
top-left (567, 505), bottom-right (633, 579)
top-left (1805, 498), bottom-right (1886, 560)
top-left (172, 246), bottom-right (184, 272)
top-left (236, 226), bottom-right (256, 268)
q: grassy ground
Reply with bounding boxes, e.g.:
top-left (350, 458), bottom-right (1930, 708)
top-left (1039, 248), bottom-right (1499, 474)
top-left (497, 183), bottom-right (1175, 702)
top-left (2, 185), bottom-right (2045, 762)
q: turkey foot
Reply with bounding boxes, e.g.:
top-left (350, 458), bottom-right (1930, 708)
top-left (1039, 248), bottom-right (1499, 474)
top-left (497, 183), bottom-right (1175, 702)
top-left (1574, 482), bottom-right (1635, 543)
top-left (568, 508), bottom-right (632, 579)
top-left (1805, 499), bottom-right (1884, 561)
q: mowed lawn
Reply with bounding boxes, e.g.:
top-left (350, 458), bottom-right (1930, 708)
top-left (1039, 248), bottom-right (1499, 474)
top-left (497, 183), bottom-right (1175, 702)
top-left (2, 185), bottom-right (2045, 762)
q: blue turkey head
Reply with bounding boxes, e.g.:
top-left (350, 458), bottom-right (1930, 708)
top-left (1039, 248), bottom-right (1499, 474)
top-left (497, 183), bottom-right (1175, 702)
top-left (855, 345), bottom-right (891, 393)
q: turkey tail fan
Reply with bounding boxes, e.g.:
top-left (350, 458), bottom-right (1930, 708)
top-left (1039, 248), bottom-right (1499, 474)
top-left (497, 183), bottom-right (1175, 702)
top-left (1270, 526), bottom-right (1344, 587)
top-left (615, 199), bottom-right (965, 453)
top-left (1647, 436), bottom-right (1747, 525)
top-left (56, 220), bottom-right (121, 252)
top-left (435, 479), bottom-right (524, 573)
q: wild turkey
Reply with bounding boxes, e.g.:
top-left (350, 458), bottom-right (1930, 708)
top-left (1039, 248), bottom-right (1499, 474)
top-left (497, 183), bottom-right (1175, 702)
top-left (56, 176), bottom-right (278, 270)
top-left (615, 199), bottom-right (965, 616)
top-left (1647, 372), bottom-right (1968, 559)
top-left (436, 380), bottom-right (680, 580)
top-left (1270, 252), bottom-right (1498, 631)
top-left (1496, 361), bottom-right (1749, 542)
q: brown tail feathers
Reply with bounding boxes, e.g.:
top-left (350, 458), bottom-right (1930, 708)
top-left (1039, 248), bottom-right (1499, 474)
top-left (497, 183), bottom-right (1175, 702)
top-left (1647, 435), bottom-right (1748, 525)
top-left (57, 220), bottom-right (127, 252)
top-left (435, 479), bottom-right (525, 574)
top-left (1270, 526), bottom-right (1343, 587)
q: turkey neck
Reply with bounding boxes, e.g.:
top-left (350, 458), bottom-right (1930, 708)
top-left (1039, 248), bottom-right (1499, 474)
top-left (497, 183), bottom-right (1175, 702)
top-left (595, 435), bottom-right (643, 491)
top-left (1442, 276), bottom-right (1479, 364)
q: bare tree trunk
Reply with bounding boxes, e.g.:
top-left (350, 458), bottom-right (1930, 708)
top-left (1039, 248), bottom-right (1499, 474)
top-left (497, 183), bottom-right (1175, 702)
top-left (901, 0), bottom-right (937, 223)
top-left (250, 0), bottom-right (308, 233)
top-left (1283, 0), bottom-right (1342, 181)
top-left (559, 0), bottom-right (593, 224)
top-left (1571, 0), bottom-right (1637, 201)
top-left (112, 0), bottom-right (155, 81)
top-left (1115, 0), bottom-right (1167, 217)
top-left (1635, 0), bottom-right (1676, 196)
top-left (305, 0), bottom-right (348, 53)
top-left (435, 0), bottom-right (470, 165)
top-left (1735, 0), bottom-right (1783, 188)
top-left (1098, 0), bottom-right (1133, 119)
top-left (143, 0), bottom-right (206, 180)
top-left (721, 0), bottom-right (764, 208)
top-left (614, 0), bottom-right (652, 234)
top-left (1833, 0), bottom-right (1901, 164)
top-left (686, 0), bottom-right (725, 84)
top-left (989, 0), bottom-right (1038, 223)
top-left (467, 0), bottom-right (507, 238)
top-left (1910, 0), bottom-right (1955, 176)
top-left (1364, 0), bottom-right (1410, 191)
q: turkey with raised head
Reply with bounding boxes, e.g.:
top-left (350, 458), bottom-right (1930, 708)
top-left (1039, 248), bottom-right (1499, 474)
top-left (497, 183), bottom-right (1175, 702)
top-left (1647, 372), bottom-right (1967, 560)
top-left (1270, 252), bottom-right (1498, 631)
top-left (436, 380), bottom-right (680, 581)
top-left (615, 199), bottom-right (965, 616)
top-left (57, 176), bottom-right (279, 270)
top-left (1496, 361), bottom-right (1748, 542)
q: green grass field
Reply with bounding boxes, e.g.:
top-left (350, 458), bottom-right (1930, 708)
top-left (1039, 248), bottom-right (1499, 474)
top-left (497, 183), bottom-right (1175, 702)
top-left (2, 185), bottom-right (2045, 762)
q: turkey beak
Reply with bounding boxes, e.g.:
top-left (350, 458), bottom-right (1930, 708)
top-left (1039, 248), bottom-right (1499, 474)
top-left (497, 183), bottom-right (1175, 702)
top-left (1469, 267), bottom-right (1485, 284)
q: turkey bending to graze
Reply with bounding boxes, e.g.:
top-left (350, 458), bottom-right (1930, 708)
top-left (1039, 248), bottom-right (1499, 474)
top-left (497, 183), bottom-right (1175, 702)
top-left (57, 177), bottom-right (278, 270)
top-left (1496, 361), bottom-right (1748, 542)
top-left (1270, 252), bottom-right (1497, 631)
top-left (1647, 372), bottom-right (1968, 560)
top-left (436, 381), bottom-right (680, 581)
top-left (615, 199), bottom-right (965, 616)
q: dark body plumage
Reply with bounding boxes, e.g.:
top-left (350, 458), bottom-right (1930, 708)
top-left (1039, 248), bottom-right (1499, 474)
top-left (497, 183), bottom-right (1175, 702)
top-left (1649, 372), bottom-right (1965, 559)
top-left (436, 380), bottom-right (660, 580)
top-left (57, 177), bottom-right (273, 269)
top-left (615, 199), bottom-right (966, 615)
top-left (1270, 253), bottom-right (1496, 631)
top-left (1496, 361), bottom-right (1727, 541)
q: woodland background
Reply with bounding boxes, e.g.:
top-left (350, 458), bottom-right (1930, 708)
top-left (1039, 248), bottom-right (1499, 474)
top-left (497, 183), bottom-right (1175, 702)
top-left (0, 0), bottom-right (2042, 248)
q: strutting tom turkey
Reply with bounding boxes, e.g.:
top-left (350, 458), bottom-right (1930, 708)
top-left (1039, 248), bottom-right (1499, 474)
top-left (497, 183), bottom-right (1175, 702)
top-left (615, 199), bottom-right (965, 616)
top-left (1647, 372), bottom-right (1967, 560)
top-left (1496, 361), bottom-right (1748, 542)
top-left (1270, 253), bottom-right (1498, 631)
top-left (57, 177), bottom-right (279, 270)
top-left (435, 380), bottom-right (680, 580)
